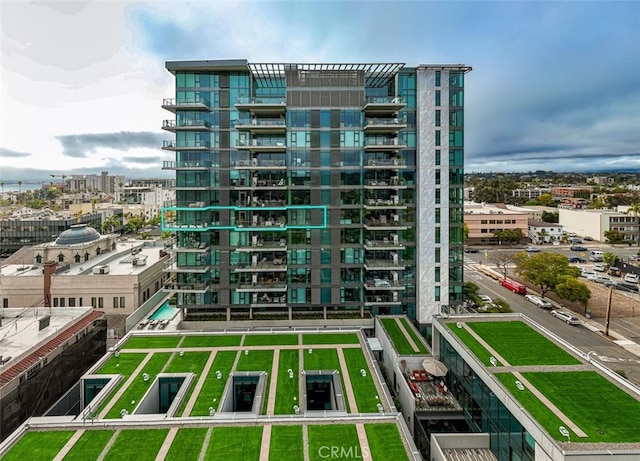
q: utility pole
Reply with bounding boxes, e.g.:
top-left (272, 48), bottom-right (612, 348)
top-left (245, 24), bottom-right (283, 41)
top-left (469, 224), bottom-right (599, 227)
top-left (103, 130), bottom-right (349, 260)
top-left (604, 284), bottom-right (613, 337)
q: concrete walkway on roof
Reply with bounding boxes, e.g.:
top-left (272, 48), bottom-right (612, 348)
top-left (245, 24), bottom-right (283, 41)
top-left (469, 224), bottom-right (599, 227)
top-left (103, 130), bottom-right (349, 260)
top-left (181, 350), bottom-right (217, 416)
top-left (154, 427), bottom-right (179, 461)
top-left (337, 347), bottom-right (359, 413)
top-left (266, 349), bottom-right (280, 415)
top-left (52, 429), bottom-right (85, 461)
top-left (356, 423), bottom-right (373, 460)
top-left (461, 323), bottom-right (589, 438)
top-left (259, 424), bottom-right (272, 461)
top-left (99, 352), bottom-right (154, 419)
top-left (394, 317), bottom-right (421, 353)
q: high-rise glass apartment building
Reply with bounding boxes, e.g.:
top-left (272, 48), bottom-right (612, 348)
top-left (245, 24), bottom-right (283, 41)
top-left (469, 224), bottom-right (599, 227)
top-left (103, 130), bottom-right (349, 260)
top-left (161, 60), bottom-right (470, 327)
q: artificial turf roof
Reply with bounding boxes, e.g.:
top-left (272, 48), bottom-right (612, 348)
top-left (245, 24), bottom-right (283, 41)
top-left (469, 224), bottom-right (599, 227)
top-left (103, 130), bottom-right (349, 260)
top-left (1, 331), bottom-right (414, 460)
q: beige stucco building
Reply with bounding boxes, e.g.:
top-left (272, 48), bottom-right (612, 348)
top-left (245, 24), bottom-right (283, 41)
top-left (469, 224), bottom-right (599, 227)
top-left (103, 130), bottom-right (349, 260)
top-left (464, 202), bottom-right (529, 245)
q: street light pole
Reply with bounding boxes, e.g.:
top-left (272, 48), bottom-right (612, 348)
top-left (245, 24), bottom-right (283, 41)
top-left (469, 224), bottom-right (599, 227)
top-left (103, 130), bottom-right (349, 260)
top-left (604, 285), bottom-right (613, 337)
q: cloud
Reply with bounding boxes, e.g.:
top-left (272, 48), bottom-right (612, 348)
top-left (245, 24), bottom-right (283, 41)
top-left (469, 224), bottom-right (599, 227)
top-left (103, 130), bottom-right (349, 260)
top-left (0, 147), bottom-right (32, 158)
top-left (120, 155), bottom-right (170, 165)
top-left (56, 131), bottom-right (164, 158)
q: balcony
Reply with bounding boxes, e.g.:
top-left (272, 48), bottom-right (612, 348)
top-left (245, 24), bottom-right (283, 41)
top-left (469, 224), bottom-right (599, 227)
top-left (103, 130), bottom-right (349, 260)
top-left (364, 279), bottom-right (406, 291)
top-left (233, 178), bottom-right (287, 189)
top-left (236, 198), bottom-right (286, 208)
top-left (162, 119), bottom-right (212, 132)
top-left (235, 96), bottom-right (286, 114)
top-left (162, 140), bottom-right (210, 151)
top-left (363, 117), bottom-right (407, 133)
top-left (363, 216), bottom-right (408, 231)
top-left (236, 283), bottom-right (287, 292)
top-left (364, 294), bottom-right (402, 306)
top-left (235, 239), bottom-right (287, 252)
top-left (363, 96), bottom-right (406, 114)
top-left (163, 280), bottom-right (210, 293)
top-left (234, 259), bottom-right (288, 272)
top-left (163, 257), bottom-right (210, 273)
top-left (364, 257), bottom-right (406, 271)
top-left (236, 139), bottom-right (287, 152)
top-left (234, 118), bottom-right (286, 133)
top-left (162, 160), bottom-right (213, 170)
top-left (162, 97), bottom-right (211, 112)
top-left (364, 139), bottom-right (407, 151)
top-left (364, 198), bottom-right (408, 210)
top-left (364, 177), bottom-right (407, 189)
top-left (364, 238), bottom-right (404, 251)
top-left (234, 159), bottom-right (287, 169)
top-left (163, 220), bottom-right (212, 231)
top-left (364, 158), bottom-right (407, 169)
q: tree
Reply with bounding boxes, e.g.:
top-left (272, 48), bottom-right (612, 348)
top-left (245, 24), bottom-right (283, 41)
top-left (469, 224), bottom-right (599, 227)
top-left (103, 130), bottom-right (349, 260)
top-left (101, 215), bottom-right (122, 233)
top-left (555, 276), bottom-right (591, 313)
top-left (489, 252), bottom-right (517, 278)
top-left (537, 193), bottom-right (556, 207)
top-left (537, 229), bottom-right (549, 243)
top-left (541, 211), bottom-right (559, 223)
top-left (514, 252), bottom-right (581, 298)
top-left (124, 216), bottom-right (145, 234)
top-left (463, 222), bottom-right (469, 242)
top-left (604, 229), bottom-right (625, 245)
top-left (602, 252), bottom-right (618, 268)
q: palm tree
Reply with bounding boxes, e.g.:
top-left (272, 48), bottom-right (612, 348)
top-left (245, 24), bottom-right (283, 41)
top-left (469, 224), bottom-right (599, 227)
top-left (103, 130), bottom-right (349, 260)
top-left (0, 182), bottom-right (4, 195)
top-left (628, 202), bottom-right (640, 246)
top-left (17, 180), bottom-right (22, 194)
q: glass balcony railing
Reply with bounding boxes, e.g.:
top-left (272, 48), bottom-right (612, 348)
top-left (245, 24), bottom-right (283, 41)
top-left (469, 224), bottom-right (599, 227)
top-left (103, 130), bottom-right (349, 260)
top-left (235, 96), bottom-right (286, 106)
top-left (234, 119), bottom-right (286, 128)
top-left (365, 158), bottom-right (406, 167)
top-left (236, 139), bottom-right (286, 148)
top-left (364, 117), bottom-right (407, 127)
top-left (162, 97), bottom-right (211, 109)
top-left (162, 160), bottom-right (214, 169)
top-left (162, 140), bottom-right (210, 150)
top-left (364, 96), bottom-right (405, 105)
top-left (163, 120), bottom-right (211, 130)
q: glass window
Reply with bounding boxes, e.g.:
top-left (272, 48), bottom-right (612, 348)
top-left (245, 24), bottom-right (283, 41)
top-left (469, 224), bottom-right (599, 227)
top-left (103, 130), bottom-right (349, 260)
top-left (435, 149), bottom-right (441, 166)
top-left (321, 250), bottom-right (331, 264)
top-left (435, 110), bottom-right (441, 127)
top-left (435, 130), bottom-right (441, 146)
top-left (435, 90), bottom-right (441, 106)
top-left (435, 71), bottom-right (441, 87)
top-left (321, 287), bottom-right (331, 303)
top-left (321, 268), bottom-right (331, 283)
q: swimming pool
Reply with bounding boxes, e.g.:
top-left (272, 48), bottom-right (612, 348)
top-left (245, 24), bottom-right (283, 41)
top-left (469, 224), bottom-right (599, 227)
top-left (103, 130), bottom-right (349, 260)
top-left (149, 302), bottom-right (180, 321)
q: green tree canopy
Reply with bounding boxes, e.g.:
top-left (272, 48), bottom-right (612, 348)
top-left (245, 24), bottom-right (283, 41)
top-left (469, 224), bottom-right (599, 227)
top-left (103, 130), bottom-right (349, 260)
top-left (513, 252), bottom-right (581, 297)
top-left (554, 276), bottom-right (591, 312)
top-left (541, 211), bottom-right (559, 223)
top-left (602, 252), bottom-right (618, 268)
top-left (604, 229), bottom-right (625, 245)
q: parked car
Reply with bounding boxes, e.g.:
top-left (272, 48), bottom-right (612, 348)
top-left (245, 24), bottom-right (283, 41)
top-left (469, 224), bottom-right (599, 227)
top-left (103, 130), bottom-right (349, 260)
top-left (594, 276), bottom-right (614, 286)
top-left (568, 256), bottom-right (586, 263)
top-left (464, 247), bottom-right (479, 253)
top-left (478, 294), bottom-right (493, 304)
top-left (551, 310), bottom-right (580, 325)
top-left (593, 263), bottom-right (605, 272)
top-left (614, 281), bottom-right (640, 293)
top-left (568, 238), bottom-right (583, 244)
top-left (525, 246), bottom-right (541, 253)
top-left (624, 273), bottom-right (639, 284)
top-left (607, 267), bottom-right (621, 277)
top-left (571, 245), bottom-right (588, 252)
top-left (524, 294), bottom-right (552, 309)
top-left (583, 236), bottom-right (594, 241)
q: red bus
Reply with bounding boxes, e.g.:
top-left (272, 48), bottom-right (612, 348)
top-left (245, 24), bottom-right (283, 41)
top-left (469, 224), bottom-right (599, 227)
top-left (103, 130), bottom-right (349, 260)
top-left (500, 278), bottom-right (527, 294)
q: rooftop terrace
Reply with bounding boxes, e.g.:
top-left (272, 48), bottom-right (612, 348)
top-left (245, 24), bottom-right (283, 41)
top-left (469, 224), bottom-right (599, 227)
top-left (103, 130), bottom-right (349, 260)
top-left (442, 317), bottom-right (640, 447)
top-left (0, 329), bottom-right (420, 460)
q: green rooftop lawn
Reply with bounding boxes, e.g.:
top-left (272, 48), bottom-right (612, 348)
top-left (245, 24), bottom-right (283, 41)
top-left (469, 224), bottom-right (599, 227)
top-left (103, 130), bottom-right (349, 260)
top-left (522, 371), bottom-right (640, 443)
top-left (165, 428), bottom-right (209, 461)
top-left (274, 349), bottom-right (300, 414)
top-left (342, 348), bottom-right (380, 413)
top-left (204, 426), bottom-right (263, 461)
top-left (496, 373), bottom-right (572, 440)
top-left (269, 425), bottom-right (303, 461)
top-left (190, 350), bottom-right (237, 416)
top-left (365, 423), bottom-right (409, 461)
top-left (180, 334), bottom-right (243, 348)
top-left (96, 352), bottom-right (147, 375)
top-left (467, 321), bottom-right (581, 366)
top-left (104, 352), bottom-right (172, 419)
top-left (62, 430), bottom-right (114, 461)
top-left (303, 348), bottom-right (350, 412)
top-left (1, 431), bottom-right (74, 461)
top-left (381, 318), bottom-right (421, 355)
top-left (449, 325), bottom-right (502, 367)
top-left (302, 333), bottom-right (360, 345)
top-left (236, 349), bottom-right (274, 414)
top-left (103, 429), bottom-right (169, 461)
top-left (399, 318), bottom-right (429, 353)
top-left (308, 425), bottom-right (361, 461)
top-left (243, 334), bottom-right (299, 346)
top-left (164, 351), bottom-right (211, 416)
top-left (121, 335), bottom-right (182, 349)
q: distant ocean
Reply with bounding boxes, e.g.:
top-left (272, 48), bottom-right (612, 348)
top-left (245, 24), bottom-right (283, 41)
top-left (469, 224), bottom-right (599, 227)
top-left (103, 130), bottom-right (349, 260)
top-left (0, 182), bottom-right (44, 193)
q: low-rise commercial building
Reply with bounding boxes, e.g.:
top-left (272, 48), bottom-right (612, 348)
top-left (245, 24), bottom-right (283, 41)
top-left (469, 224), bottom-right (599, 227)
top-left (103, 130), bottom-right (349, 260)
top-left (464, 203), bottom-right (528, 245)
top-left (559, 208), bottom-right (639, 243)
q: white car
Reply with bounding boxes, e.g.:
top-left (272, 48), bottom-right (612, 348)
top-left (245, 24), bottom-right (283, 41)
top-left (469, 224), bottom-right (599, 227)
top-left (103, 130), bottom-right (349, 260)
top-left (524, 294), bottom-right (552, 309)
top-left (624, 273), bottom-right (639, 284)
top-left (581, 271), bottom-right (597, 280)
top-left (478, 294), bottom-right (493, 304)
top-left (593, 263), bottom-right (605, 272)
top-left (551, 310), bottom-right (580, 326)
top-left (525, 246), bottom-right (541, 253)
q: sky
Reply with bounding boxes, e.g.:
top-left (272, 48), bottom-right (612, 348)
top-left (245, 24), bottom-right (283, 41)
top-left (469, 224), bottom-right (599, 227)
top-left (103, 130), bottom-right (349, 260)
top-left (1, 0), bottom-right (639, 182)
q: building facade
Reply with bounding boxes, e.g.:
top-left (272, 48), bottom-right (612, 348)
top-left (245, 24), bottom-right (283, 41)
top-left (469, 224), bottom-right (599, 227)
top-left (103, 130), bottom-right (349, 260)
top-left (161, 60), bottom-right (470, 326)
top-left (559, 208), bottom-right (640, 244)
top-left (463, 202), bottom-right (529, 245)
